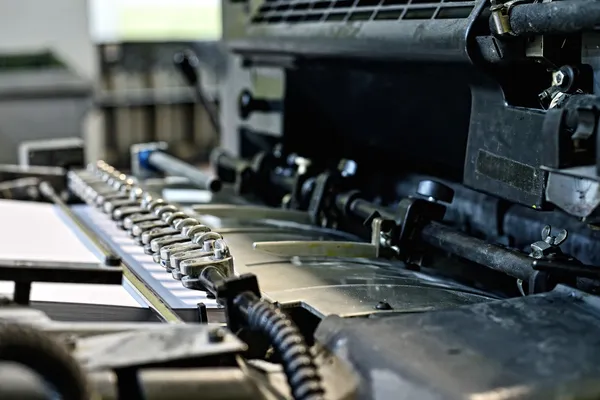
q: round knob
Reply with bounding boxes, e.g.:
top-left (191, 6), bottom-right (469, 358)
top-left (416, 180), bottom-right (454, 204)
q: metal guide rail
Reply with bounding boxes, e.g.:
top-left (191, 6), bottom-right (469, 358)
top-left (67, 161), bottom-right (235, 322)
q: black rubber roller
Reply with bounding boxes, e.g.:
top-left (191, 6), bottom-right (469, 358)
top-left (0, 323), bottom-right (90, 400)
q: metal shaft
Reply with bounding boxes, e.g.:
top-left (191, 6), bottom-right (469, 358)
top-left (148, 151), bottom-right (222, 193)
top-left (420, 221), bottom-right (533, 281)
top-left (510, 1), bottom-right (600, 36)
top-left (198, 266), bottom-right (225, 297)
top-left (336, 191), bottom-right (534, 281)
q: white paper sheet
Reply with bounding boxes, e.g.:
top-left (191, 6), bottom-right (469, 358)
top-left (0, 199), bottom-right (100, 264)
top-left (0, 200), bottom-right (141, 307)
top-left (0, 281), bottom-right (141, 307)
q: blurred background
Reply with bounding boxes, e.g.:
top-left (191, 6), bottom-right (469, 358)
top-left (0, 0), bottom-right (223, 168)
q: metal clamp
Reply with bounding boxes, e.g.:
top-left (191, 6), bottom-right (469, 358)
top-left (180, 240), bottom-right (233, 290)
top-left (518, 225), bottom-right (570, 295)
top-left (70, 160), bottom-right (236, 293)
top-left (529, 225), bottom-right (568, 259)
top-left (490, 0), bottom-right (530, 37)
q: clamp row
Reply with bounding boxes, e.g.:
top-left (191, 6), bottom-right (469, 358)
top-left (68, 161), bottom-right (234, 291)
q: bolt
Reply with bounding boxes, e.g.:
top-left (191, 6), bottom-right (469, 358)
top-left (375, 301), bottom-right (393, 311)
top-left (208, 327), bottom-right (226, 343)
top-left (553, 71), bottom-right (565, 86)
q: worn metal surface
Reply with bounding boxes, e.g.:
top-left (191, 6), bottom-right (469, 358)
top-left (199, 215), bottom-right (494, 318)
top-left (315, 285), bottom-right (600, 400)
top-left (233, 0), bottom-right (480, 63)
top-left (253, 240), bottom-right (378, 258)
top-left (510, 1), bottom-right (600, 36)
top-left (0, 307), bottom-right (164, 336)
top-left (545, 168), bottom-right (600, 220)
top-left (77, 325), bottom-right (245, 371)
top-left (77, 198), bottom-right (494, 319)
top-left (193, 204), bottom-right (312, 224)
top-left (89, 368), bottom-right (263, 400)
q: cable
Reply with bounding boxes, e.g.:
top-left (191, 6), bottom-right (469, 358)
top-left (234, 292), bottom-right (325, 400)
top-left (0, 323), bottom-right (89, 400)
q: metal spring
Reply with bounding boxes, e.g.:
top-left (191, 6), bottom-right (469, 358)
top-left (235, 292), bottom-right (325, 400)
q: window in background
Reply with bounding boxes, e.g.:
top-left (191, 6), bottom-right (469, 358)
top-left (89, 0), bottom-right (222, 43)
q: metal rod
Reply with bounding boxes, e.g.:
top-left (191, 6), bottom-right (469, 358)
top-left (148, 151), bottom-right (222, 193)
top-left (337, 192), bottom-right (534, 281)
top-left (39, 181), bottom-right (121, 266)
top-left (420, 222), bottom-right (533, 281)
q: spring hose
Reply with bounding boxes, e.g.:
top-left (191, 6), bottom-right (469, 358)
top-left (0, 323), bottom-right (89, 400)
top-left (235, 292), bottom-right (325, 400)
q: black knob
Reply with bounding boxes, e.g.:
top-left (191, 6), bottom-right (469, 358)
top-left (238, 89), bottom-right (282, 120)
top-left (417, 180), bottom-right (454, 204)
top-left (173, 49), bottom-right (199, 86)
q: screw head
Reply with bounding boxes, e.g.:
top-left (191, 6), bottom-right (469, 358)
top-left (375, 301), bottom-right (393, 311)
top-left (208, 327), bottom-right (226, 343)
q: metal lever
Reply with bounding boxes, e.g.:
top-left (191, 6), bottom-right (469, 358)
top-left (173, 49), bottom-right (221, 135)
top-left (192, 204), bottom-right (311, 225)
top-left (253, 216), bottom-right (395, 259)
top-left (253, 241), bottom-right (378, 259)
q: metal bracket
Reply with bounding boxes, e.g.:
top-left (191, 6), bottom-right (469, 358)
top-left (529, 225), bottom-right (568, 259)
top-left (180, 240), bottom-right (234, 290)
top-left (370, 217), bottom-right (398, 258)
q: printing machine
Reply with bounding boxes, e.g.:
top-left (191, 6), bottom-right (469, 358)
top-left (1, 0), bottom-right (600, 399)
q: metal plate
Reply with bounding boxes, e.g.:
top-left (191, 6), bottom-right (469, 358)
top-left (77, 325), bottom-right (246, 371)
top-left (315, 286), bottom-right (600, 400)
top-left (75, 205), bottom-right (494, 320)
top-left (191, 215), bottom-right (495, 318)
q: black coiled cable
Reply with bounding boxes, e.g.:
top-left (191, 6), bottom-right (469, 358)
top-left (234, 292), bottom-right (325, 400)
top-left (0, 323), bottom-right (89, 400)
